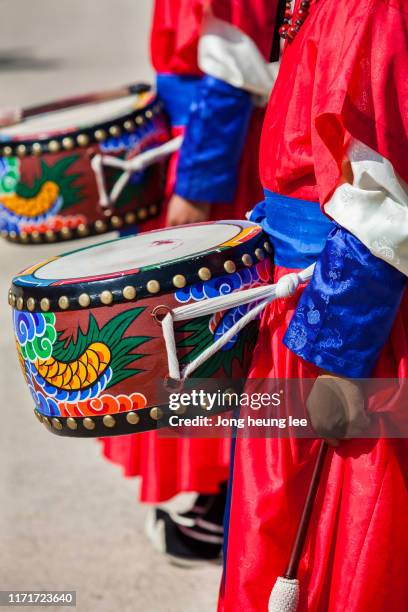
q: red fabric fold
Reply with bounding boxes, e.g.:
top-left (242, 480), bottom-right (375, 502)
top-left (220, 266), bottom-right (408, 612)
top-left (151, 0), bottom-right (279, 74)
top-left (260, 0), bottom-right (408, 204)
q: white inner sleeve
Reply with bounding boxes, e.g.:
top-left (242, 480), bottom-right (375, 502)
top-left (324, 140), bottom-right (408, 276)
top-left (198, 14), bottom-right (278, 106)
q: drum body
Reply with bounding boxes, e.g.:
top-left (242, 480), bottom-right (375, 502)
top-left (0, 86), bottom-right (169, 244)
top-left (10, 221), bottom-right (273, 437)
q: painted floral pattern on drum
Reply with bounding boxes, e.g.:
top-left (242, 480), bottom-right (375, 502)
top-left (176, 260), bottom-right (273, 377)
top-left (14, 311), bottom-right (57, 361)
top-left (14, 307), bottom-right (151, 417)
top-left (0, 155), bottom-right (84, 236)
top-left (59, 392), bottom-right (147, 418)
top-left (175, 260), bottom-right (271, 303)
top-left (0, 158), bottom-right (20, 195)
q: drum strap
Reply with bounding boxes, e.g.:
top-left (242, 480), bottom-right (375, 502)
top-left (91, 136), bottom-right (183, 208)
top-left (161, 263), bottom-right (315, 382)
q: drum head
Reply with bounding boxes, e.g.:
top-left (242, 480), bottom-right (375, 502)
top-left (37, 222), bottom-right (251, 280)
top-left (0, 95), bottom-right (144, 140)
top-left (11, 221), bottom-right (272, 311)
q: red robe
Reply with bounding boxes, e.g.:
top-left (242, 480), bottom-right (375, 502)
top-left (220, 1), bottom-right (408, 610)
top-left (101, 0), bottom-right (278, 502)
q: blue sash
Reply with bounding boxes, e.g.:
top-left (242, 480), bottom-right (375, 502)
top-left (250, 190), bottom-right (333, 268)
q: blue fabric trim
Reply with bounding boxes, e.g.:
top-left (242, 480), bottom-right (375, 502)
top-left (250, 191), bottom-right (333, 268)
top-left (156, 73), bottom-right (201, 127)
top-left (284, 225), bottom-right (407, 377)
top-left (119, 227), bottom-right (138, 238)
top-left (175, 75), bottom-right (253, 204)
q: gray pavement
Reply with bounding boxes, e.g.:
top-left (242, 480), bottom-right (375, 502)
top-left (0, 2), bottom-right (220, 610)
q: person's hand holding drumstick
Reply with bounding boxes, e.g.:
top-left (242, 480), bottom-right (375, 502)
top-left (166, 194), bottom-right (210, 226)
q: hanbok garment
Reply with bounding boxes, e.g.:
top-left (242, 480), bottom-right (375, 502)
top-left (101, 0), bottom-right (280, 502)
top-left (220, 0), bottom-right (408, 610)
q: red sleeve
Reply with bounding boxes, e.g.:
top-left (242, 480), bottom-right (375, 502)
top-left (260, 0), bottom-right (408, 205)
top-left (313, 0), bottom-right (408, 203)
top-left (150, 0), bottom-right (278, 75)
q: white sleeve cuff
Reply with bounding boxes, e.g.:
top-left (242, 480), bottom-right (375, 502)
top-left (198, 14), bottom-right (278, 106)
top-left (324, 140), bottom-right (408, 276)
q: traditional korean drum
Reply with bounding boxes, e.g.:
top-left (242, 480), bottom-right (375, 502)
top-left (0, 84), bottom-right (170, 244)
top-left (10, 221), bottom-right (273, 437)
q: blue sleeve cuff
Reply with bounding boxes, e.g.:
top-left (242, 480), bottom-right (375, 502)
top-left (175, 75), bottom-right (253, 204)
top-left (283, 225), bottom-right (407, 377)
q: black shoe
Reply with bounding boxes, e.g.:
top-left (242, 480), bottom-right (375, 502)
top-left (168, 482), bottom-right (228, 527)
top-left (145, 484), bottom-right (227, 567)
top-left (146, 508), bottom-right (223, 567)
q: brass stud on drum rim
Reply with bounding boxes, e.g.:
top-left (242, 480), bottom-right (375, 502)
top-left (3, 145), bottom-right (12, 157)
top-left (138, 208), bottom-right (148, 220)
top-left (8, 231), bottom-right (17, 241)
top-left (173, 274), bottom-right (186, 289)
top-left (40, 298), bottom-right (51, 312)
top-left (103, 415), bottom-right (116, 428)
top-left (16, 144), bottom-right (27, 157)
top-left (123, 286), bottom-right (136, 301)
top-left (32, 142), bottom-right (43, 155)
top-left (62, 137), bottom-right (75, 150)
top-left (60, 227), bottom-right (72, 240)
top-left (16, 297), bottom-right (24, 311)
top-left (110, 215), bottom-right (123, 229)
top-left (20, 231), bottom-right (29, 243)
top-left (95, 219), bottom-right (107, 233)
top-left (100, 290), bottom-right (113, 305)
top-left (10, 294), bottom-right (17, 308)
top-left (95, 129), bottom-right (107, 142)
top-left (150, 407), bottom-right (163, 421)
top-left (78, 293), bottom-right (91, 308)
top-left (147, 280), bottom-right (160, 294)
top-left (124, 120), bottom-right (135, 132)
top-left (26, 297), bottom-right (36, 312)
top-left (45, 230), bottom-right (56, 242)
top-left (224, 260), bottom-right (236, 274)
top-left (109, 125), bottom-right (121, 137)
top-left (58, 296), bottom-right (70, 310)
top-left (48, 140), bottom-right (61, 153)
top-left (145, 110), bottom-right (153, 119)
top-left (126, 411), bottom-right (140, 425)
top-left (264, 241), bottom-right (272, 254)
top-left (255, 248), bottom-right (265, 261)
top-left (66, 417), bottom-right (78, 430)
top-left (198, 267), bottom-right (211, 281)
top-left (83, 417), bottom-right (96, 430)
top-left (125, 212), bottom-right (137, 225)
top-left (242, 254), bottom-right (253, 267)
top-left (149, 204), bottom-right (158, 215)
top-left (77, 223), bottom-right (89, 237)
top-left (52, 418), bottom-right (63, 430)
top-left (42, 417), bottom-right (51, 427)
top-left (175, 405), bottom-right (187, 416)
top-left (77, 133), bottom-right (90, 147)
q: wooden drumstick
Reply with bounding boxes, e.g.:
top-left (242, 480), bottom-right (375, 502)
top-left (268, 440), bottom-right (329, 612)
top-left (0, 83), bottom-right (151, 127)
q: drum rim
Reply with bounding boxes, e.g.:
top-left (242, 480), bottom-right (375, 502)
top-left (9, 221), bottom-right (274, 313)
top-left (32, 389), bottom-right (240, 437)
top-left (0, 92), bottom-right (163, 156)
